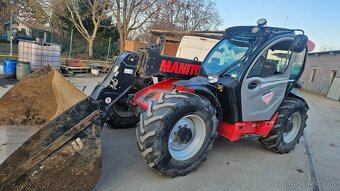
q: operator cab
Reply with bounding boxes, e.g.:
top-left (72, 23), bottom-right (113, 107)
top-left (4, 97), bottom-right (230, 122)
top-left (177, 19), bottom-right (309, 124)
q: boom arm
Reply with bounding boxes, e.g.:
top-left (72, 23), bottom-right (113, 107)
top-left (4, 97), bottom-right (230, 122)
top-left (91, 39), bottom-right (203, 120)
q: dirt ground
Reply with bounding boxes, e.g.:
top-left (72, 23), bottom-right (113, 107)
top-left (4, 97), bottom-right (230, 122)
top-left (0, 75), bottom-right (339, 191)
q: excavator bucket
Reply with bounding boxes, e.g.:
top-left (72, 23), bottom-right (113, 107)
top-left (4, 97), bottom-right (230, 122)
top-left (0, 65), bottom-right (102, 191)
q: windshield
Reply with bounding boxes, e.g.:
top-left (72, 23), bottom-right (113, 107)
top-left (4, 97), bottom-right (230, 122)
top-left (202, 38), bottom-right (249, 75)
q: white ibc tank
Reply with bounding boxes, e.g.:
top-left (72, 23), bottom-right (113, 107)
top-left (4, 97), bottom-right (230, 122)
top-left (18, 40), bottom-right (61, 71)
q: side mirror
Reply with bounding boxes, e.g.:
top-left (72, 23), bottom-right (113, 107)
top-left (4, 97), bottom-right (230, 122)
top-left (291, 34), bottom-right (308, 53)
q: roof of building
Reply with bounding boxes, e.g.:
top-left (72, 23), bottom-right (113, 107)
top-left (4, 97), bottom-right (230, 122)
top-left (308, 50), bottom-right (340, 56)
top-left (149, 29), bottom-right (224, 40)
top-left (4, 19), bottom-right (51, 32)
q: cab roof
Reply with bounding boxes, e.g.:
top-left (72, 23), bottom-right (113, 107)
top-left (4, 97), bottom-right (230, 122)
top-left (224, 26), bottom-right (300, 39)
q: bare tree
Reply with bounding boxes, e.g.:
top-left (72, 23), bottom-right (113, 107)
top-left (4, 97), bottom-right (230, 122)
top-left (0, 0), bottom-right (12, 33)
top-left (155, 0), bottom-right (221, 31)
top-left (62, 0), bottom-right (112, 57)
top-left (0, 0), bottom-right (46, 32)
top-left (111, 0), bottom-right (169, 52)
top-left (136, 0), bottom-right (222, 42)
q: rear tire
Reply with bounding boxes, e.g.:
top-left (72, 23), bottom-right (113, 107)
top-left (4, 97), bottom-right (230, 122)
top-left (136, 91), bottom-right (218, 177)
top-left (259, 98), bottom-right (308, 153)
top-left (106, 102), bottom-right (139, 129)
top-left (106, 78), bottom-right (153, 129)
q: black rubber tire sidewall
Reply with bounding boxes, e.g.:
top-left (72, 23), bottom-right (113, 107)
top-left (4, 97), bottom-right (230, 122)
top-left (136, 91), bottom-right (218, 177)
top-left (259, 98), bottom-right (308, 153)
top-left (160, 106), bottom-right (215, 172)
top-left (106, 104), bottom-right (139, 129)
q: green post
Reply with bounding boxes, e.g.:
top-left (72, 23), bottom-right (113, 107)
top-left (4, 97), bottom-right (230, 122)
top-left (68, 29), bottom-right (74, 59)
top-left (106, 37), bottom-right (112, 62)
top-left (9, 16), bottom-right (13, 57)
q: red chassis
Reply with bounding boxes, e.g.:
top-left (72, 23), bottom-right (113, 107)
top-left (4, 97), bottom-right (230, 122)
top-left (131, 79), bottom-right (278, 142)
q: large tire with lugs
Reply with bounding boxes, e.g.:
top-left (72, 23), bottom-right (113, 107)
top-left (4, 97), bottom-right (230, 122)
top-left (106, 102), bottom-right (139, 129)
top-left (259, 98), bottom-right (308, 153)
top-left (136, 91), bottom-right (219, 177)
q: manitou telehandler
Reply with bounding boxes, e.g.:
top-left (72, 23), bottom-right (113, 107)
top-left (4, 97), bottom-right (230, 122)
top-left (0, 19), bottom-right (315, 190)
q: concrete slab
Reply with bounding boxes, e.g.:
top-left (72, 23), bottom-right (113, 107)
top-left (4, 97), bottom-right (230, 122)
top-left (302, 91), bottom-right (340, 191)
top-left (0, 126), bottom-right (37, 164)
top-left (93, 127), bottom-right (310, 191)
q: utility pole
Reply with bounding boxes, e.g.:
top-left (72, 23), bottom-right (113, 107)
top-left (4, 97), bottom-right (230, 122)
top-left (284, 17), bottom-right (288, 28)
top-left (106, 37), bottom-right (112, 62)
top-left (68, 29), bottom-right (73, 59)
top-left (9, 16), bottom-right (13, 57)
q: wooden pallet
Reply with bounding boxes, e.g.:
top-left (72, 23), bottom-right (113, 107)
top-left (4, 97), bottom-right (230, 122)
top-left (60, 65), bottom-right (91, 75)
top-left (98, 66), bottom-right (110, 73)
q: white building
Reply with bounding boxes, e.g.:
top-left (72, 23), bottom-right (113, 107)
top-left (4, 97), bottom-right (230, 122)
top-left (3, 19), bottom-right (51, 43)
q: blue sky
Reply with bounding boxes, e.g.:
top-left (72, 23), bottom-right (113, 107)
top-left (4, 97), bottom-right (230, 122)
top-left (216, 0), bottom-right (340, 51)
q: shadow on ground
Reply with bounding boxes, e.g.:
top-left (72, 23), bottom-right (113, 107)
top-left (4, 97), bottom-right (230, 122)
top-left (94, 125), bottom-right (310, 191)
top-left (0, 78), bottom-right (17, 88)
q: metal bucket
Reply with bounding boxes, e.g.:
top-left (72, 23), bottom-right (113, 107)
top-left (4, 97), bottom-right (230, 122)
top-left (0, 65), bottom-right (102, 190)
top-left (0, 98), bottom-right (102, 191)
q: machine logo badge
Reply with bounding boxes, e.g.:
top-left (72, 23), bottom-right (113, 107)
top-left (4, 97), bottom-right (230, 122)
top-left (124, 68), bottom-right (133, 74)
top-left (159, 59), bottom-right (200, 76)
top-left (105, 97), bottom-right (112, 104)
top-left (262, 91), bottom-right (274, 105)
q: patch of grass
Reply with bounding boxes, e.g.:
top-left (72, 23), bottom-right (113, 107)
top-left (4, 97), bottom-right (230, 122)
top-left (0, 42), bottom-right (18, 55)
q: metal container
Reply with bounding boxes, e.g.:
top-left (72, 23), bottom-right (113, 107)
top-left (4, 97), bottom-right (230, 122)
top-left (16, 61), bottom-right (31, 80)
top-left (0, 62), bottom-right (3, 75)
top-left (3, 59), bottom-right (17, 79)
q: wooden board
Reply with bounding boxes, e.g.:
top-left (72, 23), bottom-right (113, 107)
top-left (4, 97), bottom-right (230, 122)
top-left (327, 78), bottom-right (340, 101)
top-left (60, 65), bottom-right (91, 75)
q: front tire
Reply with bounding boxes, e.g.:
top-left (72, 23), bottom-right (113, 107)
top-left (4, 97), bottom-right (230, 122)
top-left (136, 91), bottom-right (218, 177)
top-left (259, 98), bottom-right (308, 153)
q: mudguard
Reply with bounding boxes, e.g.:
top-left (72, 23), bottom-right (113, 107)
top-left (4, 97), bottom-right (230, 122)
top-left (131, 79), bottom-right (177, 110)
top-left (174, 77), bottom-right (223, 121)
top-left (288, 90), bottom-right (309, 109)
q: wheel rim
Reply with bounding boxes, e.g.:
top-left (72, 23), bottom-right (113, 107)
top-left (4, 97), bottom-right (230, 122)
top-left (113, 102), bottom-right (134, 118)
top-left (283, 112), bottom-right (302, 143)
top-left (168, 114), bottom-right (206, 161)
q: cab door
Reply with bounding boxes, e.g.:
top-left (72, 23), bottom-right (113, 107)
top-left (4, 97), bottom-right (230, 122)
top-left (240, 37), bottom-right (295, 122)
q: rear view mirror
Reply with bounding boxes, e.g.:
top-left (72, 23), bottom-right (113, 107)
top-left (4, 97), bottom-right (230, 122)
top-left (291, 35), bottom-right (308, 53)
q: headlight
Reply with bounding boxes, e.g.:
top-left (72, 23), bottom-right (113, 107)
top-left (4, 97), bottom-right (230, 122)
top-left (251, 26), bottom-right (260, 33)
top-left (207, 74), bottom-right (219, 83)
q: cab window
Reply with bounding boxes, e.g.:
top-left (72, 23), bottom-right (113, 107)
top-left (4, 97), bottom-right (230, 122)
top-left (248, 40), bottom-right (292, 78)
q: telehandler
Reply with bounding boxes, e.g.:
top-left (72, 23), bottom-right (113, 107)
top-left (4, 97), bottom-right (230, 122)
top-left (0, 19), bottom-right (315, 190)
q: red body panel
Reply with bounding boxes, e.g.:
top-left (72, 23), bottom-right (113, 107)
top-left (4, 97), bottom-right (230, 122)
top-left (132, 80), bottom-right (278, 142)
top-left (307, 40), bottom-right (315, 52)
top-left (217, 113), bottom-right (278, 141)
top-left (131, 79), bottom-right (178, 110)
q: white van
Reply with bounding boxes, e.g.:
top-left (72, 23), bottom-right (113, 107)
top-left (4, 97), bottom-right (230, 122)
top-left (176, 36), bottom-right (219, 61)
